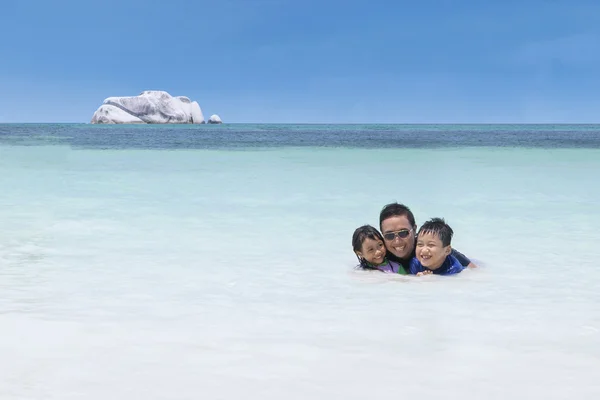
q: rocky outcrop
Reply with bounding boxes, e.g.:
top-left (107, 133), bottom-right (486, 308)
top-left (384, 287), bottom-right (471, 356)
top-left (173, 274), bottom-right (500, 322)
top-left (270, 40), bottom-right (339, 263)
top-left (208, 114), bottom-right (222, 124)
top-left (90, 91), bottom-right (205, 124)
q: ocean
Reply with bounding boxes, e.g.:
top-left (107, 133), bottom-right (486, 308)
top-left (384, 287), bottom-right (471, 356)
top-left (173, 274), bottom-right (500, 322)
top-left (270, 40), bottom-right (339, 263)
top-left (1, 124), bottom-right (599, 399)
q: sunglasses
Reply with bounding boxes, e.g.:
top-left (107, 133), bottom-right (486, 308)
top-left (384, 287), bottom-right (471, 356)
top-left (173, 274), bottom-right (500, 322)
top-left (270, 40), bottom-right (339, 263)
top-left (383, 229), bottom-right (412, 241)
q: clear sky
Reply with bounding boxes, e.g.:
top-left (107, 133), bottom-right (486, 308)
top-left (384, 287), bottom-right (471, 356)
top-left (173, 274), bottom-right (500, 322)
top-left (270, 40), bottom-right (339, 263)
top-left (1, 0), bottom-right (599, 123)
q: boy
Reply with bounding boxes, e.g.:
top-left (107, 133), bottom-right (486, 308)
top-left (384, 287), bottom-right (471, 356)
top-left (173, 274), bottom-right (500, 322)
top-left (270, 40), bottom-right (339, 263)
top-left (408, 218), bottom-right (465, 276)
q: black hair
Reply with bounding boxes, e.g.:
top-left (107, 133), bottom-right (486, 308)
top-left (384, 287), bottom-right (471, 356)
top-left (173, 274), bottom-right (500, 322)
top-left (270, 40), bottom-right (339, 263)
top-left (352, 225), bottom-right (385, 270)
top-left (379, 202), bottom-right (416, 230)
top-left (417, 217), bottom-right (453, 247)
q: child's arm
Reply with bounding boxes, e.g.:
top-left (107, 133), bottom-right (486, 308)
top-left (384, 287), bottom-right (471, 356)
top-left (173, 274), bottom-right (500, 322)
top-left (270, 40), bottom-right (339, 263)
top-left (416, 270), bottom-right (433, 276)
top-left (408, 257), bottom-right (426, 275)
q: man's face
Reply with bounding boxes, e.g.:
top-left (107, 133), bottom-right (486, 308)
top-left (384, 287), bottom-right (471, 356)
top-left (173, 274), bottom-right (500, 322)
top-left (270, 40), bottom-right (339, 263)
top-left (380, 215), bottom-right (415, 260)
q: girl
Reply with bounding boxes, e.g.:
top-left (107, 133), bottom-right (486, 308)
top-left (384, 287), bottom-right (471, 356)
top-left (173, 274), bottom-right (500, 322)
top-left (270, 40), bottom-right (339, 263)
top-left (352, 225), bottom-right (408, 274)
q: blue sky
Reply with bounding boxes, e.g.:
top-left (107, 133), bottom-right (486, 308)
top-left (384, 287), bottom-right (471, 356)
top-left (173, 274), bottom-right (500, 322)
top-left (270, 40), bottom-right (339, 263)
top-left (1, 0), bottom-right (600, 123)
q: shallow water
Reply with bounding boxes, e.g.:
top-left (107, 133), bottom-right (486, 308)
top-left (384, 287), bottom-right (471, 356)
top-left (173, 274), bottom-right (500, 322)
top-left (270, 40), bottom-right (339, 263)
top-left (1, 124), bottom-right (599, 399)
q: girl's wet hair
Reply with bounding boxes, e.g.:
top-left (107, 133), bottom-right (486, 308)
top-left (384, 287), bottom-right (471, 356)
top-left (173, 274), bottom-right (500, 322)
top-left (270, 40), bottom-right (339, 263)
top-left (352, 225), bottom-right (385, 270)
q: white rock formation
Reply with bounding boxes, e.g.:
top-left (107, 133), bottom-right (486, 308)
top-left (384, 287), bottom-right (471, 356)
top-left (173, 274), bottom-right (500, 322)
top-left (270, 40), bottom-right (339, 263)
top-left (90, 105), bottom-right (145, 124)
top-left (90, 90), bottom-right (205, 124)
top-left (208, 114), bottom-right (222, 124)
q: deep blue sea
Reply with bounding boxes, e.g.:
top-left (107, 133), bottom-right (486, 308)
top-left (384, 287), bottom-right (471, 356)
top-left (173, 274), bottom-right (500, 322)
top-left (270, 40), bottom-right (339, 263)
top-left (1, 124), bottom-right (599, 400)
top-left (3, 123), bottom-right (600, 149)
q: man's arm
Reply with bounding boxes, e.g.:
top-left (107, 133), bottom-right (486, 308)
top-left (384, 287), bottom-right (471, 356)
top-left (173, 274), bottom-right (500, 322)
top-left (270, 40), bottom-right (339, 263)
top-left (451, 248), bottom-right (478, 268)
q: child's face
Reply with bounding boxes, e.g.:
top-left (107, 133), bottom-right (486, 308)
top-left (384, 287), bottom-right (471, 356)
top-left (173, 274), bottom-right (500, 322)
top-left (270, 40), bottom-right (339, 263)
top-left (356, 237), bottom-right (386, 265)
top-left (416, 232), bottom-right (451, 270)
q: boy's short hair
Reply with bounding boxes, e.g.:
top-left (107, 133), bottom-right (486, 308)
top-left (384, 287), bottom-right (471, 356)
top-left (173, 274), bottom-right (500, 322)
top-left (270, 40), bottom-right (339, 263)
top-left (379, 202), bottom-right (416, 229)
top-left (417, 217), bottom-right (453, 247)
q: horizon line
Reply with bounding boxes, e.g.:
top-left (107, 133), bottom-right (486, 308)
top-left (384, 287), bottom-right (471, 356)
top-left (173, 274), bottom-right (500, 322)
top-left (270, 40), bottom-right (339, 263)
top-left (2, 122), bottom-right (600, 126)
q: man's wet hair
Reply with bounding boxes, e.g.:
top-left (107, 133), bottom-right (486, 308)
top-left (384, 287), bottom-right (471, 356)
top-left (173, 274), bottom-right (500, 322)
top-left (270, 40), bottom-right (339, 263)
top-left (417, 217), bottom-right (453, 247)
top-left (379, 202), bottom-right (416, 229)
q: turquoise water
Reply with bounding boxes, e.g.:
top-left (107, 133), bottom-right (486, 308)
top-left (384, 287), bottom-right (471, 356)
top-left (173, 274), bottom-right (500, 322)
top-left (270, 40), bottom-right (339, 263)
top-left (1, 124), bottom-right (599, 399)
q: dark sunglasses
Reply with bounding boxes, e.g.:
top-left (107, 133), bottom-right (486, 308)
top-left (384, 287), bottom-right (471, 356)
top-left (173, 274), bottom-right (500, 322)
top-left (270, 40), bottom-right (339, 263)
top-left (383, 229), bottom-right (412, 241)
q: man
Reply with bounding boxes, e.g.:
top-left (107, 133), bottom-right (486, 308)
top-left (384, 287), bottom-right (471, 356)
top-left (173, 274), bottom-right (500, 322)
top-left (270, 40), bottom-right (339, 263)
top-left (379, 202), bottom-right (476, 272)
